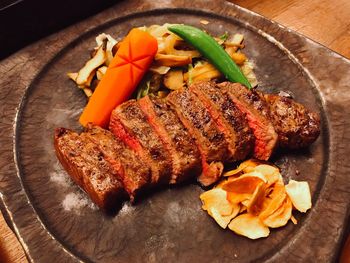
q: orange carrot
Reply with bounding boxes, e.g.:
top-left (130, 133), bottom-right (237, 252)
top-left (79, 28), bottom-right (158, 127)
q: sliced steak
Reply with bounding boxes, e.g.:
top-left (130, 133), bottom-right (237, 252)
top-left (167, 89), bottom-right (229, 186)
top-left (139, 96), bottom-right (202, 183)
top-left (263, 94), bottom-right (321, 149)
top-left (110, 100), bottom-right (172, 186)
top-left (54, 128), bottom-right (126, 210)
top-left (82, 125), bottom-right (151, 201)
top-left (189, 81), bottom-right (254, 161)
top-left (219, 82), bottom-right (278, 160)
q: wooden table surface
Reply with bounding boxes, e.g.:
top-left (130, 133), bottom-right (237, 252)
top-left (1, 0), bottom-right (349, 262)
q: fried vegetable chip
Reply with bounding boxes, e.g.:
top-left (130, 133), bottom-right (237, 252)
top-left (285, 180), bottom-right (312, 213)
top-left (200, 159), bottom-right (312, 239)
top-left (228, 213), bottom-right (270, 239)
top-left (262, 197), bottom-right (292, 228)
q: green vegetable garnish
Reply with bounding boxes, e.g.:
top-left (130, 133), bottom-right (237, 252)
top-left (219, 31), bottom-right (229, 41)
top-left (168, 24), bottom-right (252, 89)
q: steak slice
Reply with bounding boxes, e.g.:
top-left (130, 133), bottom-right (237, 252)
top-left (263, 94), bottom-right (321, 149)
top-left (54, 128), bottom-right (126, 210)
top-left (219, 82), bottom-right (278, 160)
top-left (110, 100), bottom-right (172, 186)
top-left (167, 89), bottom-right (229, 186)
top-left (139, 96), bottom-right (202, 184)
top-left (82, 125), bottom-right (151, 201)
top-left (189, 81), bottom-right (254, 161)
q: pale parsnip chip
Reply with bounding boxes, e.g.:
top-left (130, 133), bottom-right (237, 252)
top-left (221, 175), bottom-right (265, 194)
top-left (208, 204), bottom-right (240, 229)
top-left (228, 213), bottom-right (270, 239)
top-left (223, 159), bottom-right (261, 177)
top-left (200, 188), bottom-right (232, 216)
top-left (240, 171), bottom-right (267, 183)
top-left (253, 164), bottom-right (283, 185)
top-left (259, 184), bottom-right (287, 220)
top-left (285, 180), bottom-right (312, 213)
top-left (262, 197), bottom-right (292, 228)
top-left (247, 182), bottom-right (267, 215)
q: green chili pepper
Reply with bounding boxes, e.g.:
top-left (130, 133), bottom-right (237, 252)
top-left (168, 24), bottom-right (252, 89)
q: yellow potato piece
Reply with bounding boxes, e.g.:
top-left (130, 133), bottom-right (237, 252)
top-left (262, 197), bottom-right (292, 228)
top-left (228, 213), bottom-right (270, 239)
top-left (285, 180), bottom-right (312, 213)
top-left (200, 188), bottom-right (232, 216)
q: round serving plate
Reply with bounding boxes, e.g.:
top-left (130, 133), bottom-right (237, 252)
top-left (0, 0), bottom-right (349, 262)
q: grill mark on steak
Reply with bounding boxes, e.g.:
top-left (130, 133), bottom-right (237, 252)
top-left (219, 82), bottom-right (278, 160)
top-left (263, 94), bottom-right (321, 149)
top-left (82, 125), bottom-right (151, 201)
top-left (167, 89), bottom-right (227, 186)
top-left (110, 100), bottom-right (172, 185)
top-left (54, 128), bottom-right (126, 210)
top-left (149, 96), bottom-right (202, 182)
top-left (139, 96), bottom-right (202, 183)
top-left (189, 81), bottom-right (254, 161)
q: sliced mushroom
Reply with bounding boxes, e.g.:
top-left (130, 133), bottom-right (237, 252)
top-left (187, 62), bottom-right (221, 83)
top-left (67, 72), bottom-right (78, 82)
top-left (164, 69), bottom-right (184, 90)
top-left (155, 53), bottom-right (192, 67)
top-left (149, 64), bottom-right (171, 75)
top-left (164, 34), bottom-right (201, 58)
top-left (96, 66), bottom-right (108, 80)
top-left (76, 42), bottom-right (107, 85)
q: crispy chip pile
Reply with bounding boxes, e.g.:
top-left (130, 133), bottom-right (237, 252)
top-left (200, 159), bottom-right (312, 239)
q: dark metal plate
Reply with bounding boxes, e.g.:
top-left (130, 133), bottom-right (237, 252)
top-left (1, 0), bottom-right (349, 262)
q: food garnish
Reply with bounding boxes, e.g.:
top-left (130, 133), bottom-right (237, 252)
top-left (67, 24), bottom-right (257, 100)
top-left (200, 159), bottom-right (312, 239)
top-left (79, 28), bottom-right (158, 127)
top-left (168, 24), bottom-right (252, 89)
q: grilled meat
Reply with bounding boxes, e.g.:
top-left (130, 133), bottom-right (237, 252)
top-left (54, 128), bottom-right (126, 210)
top-left (167, 88), bottom-right (230, 186)
top-left (54, 80), bottom-right (321, 210)
top-left (218, 82), bottom-right (278, 160)
top-left (82, 125), bottom-right (151, 201)
top-left (139, 96), bottom-right (202, 184)
top-left (263, 94), bottom-right (321, 149)
top-left (110, 100), bottom-right (172, 186)
top-left (189, 81), bottom-right (254, 161)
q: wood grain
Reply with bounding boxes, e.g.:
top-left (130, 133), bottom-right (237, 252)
top-left (231, 0), bottom-right (350, 58)
top-left (0, 0), bottom-right (349, 262)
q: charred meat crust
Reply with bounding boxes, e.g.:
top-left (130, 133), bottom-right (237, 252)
top-left (110, 100), bottom-right (172, 185)
top-left (263, 94), bottom-right (321, 149)
top-left (219, 82), bottom-right (278, 161)
top-left (54, 128), bottom-right (126, 210)
top-left (82, 125), bottom-right (151, 201)
top-left (189, 81), bottom-right (254, 161)
top-left (167, 89), bottom-right (230, 163)
top-left (140, 96), bottom-right (202, 184)
top-left (167, 88), bottom-right (229, 186)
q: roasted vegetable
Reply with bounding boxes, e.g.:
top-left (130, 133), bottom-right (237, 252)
top-left (164, 69), bottom-right (184, 90)
top-left (155, 53), bottom-right (192, 67)
top-left (168, 24), bottom-right (252, 89)
top-left (76, 40), bottom-right (107, 86)
top-left (79, 28), bottom-right (158, 127)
